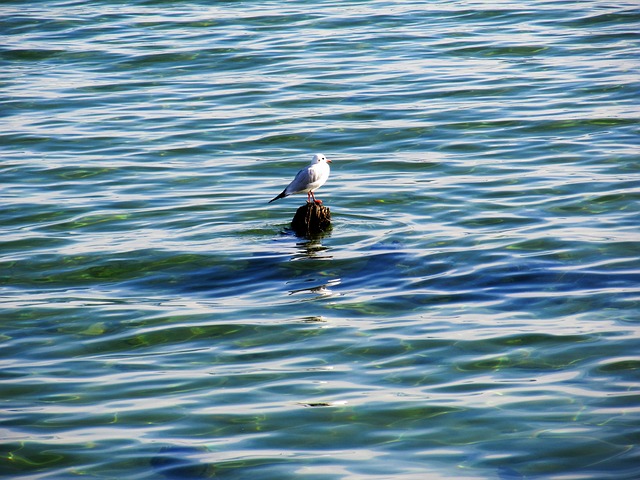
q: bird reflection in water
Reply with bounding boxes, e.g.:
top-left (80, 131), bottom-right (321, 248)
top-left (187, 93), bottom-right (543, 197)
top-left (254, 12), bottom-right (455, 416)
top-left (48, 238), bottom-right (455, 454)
top-left (288, 278), bottom-right (341, 297)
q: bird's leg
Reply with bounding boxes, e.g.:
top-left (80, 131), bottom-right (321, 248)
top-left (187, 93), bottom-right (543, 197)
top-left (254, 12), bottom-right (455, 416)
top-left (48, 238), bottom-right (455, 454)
top-left (310, 191), bottom-right (322, 205)
top-left (307, 192), bottom-right (312, 203)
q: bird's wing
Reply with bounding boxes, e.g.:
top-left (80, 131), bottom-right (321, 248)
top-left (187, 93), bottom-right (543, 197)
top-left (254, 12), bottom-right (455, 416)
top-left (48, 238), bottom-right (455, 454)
top-left (306, 164), bottom-right (324, 185)
top-left (285, 166), bottom-right (312, 195)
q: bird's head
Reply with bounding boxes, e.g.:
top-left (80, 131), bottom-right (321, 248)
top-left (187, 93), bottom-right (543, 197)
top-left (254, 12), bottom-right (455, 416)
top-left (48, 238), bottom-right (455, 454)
top-left (311, 153), bottom-right (332, 164)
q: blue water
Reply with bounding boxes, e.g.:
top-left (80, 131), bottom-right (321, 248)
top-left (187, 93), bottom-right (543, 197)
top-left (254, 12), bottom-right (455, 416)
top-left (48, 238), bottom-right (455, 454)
top-left (1, 1), bottom-right (639, 478)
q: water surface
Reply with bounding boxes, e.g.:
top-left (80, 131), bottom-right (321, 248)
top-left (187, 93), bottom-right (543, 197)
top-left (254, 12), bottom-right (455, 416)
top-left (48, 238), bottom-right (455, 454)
top-left (1, 1), bottom-right (639, 478)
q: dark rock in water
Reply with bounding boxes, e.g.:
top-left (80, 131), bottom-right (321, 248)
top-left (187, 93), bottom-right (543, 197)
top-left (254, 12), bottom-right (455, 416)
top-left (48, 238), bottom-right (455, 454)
top-left (291, 202), bottom-right (331, 236)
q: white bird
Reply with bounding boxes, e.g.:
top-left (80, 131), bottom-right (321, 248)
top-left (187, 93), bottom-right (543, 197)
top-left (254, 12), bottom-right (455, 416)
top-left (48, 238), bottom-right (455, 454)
top-left (269, 153), bottom-right (332, 204)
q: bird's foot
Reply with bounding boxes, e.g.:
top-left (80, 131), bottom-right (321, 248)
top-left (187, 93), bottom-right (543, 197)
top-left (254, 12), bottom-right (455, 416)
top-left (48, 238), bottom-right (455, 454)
top-left (314, 199), bottom-right (323, 205)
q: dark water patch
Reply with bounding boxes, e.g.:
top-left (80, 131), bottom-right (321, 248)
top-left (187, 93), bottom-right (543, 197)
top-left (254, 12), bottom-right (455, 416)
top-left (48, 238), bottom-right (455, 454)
top-left (150, 445), bottom-right (214, 479)
top-left (447, 43), bottom-right (552, 58)
top-left (580, 31), bottom-right (640, 44)
top-left (596, 358), bottom-right (640, 374)
top-left (1, 48), bottom-right (69, 61)
top-left (560, 9), bottom-right (640, 28)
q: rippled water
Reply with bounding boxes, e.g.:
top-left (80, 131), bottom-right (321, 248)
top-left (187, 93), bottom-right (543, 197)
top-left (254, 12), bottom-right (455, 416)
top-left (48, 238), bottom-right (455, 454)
top-left (2, 0), bottom-right (639, 478)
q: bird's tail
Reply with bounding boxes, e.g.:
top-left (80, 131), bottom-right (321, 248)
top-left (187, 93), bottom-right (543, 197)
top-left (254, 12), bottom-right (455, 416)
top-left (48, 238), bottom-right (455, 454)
top-left (268, 190), bottom-right (287, 203)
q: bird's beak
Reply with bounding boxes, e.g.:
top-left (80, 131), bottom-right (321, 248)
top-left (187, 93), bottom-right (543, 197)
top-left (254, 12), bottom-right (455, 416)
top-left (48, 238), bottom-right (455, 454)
top-left (327, 159), bottom-right (332, 163)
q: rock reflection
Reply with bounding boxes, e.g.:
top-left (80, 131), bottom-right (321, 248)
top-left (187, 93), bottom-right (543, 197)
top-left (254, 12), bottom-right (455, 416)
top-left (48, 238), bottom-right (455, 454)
top-left (292, 232), bottom-right (333, 260)
top-left (286, 230), bottom-right (341, 299)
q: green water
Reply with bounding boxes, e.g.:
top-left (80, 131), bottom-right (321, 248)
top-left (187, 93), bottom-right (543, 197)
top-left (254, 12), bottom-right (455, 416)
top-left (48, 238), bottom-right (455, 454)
top-left (1, 1), bottom-right (639, 478)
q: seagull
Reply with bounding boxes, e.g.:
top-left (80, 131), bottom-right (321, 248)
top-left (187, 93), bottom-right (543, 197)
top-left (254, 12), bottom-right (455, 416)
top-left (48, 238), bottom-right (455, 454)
top-left (269, 153), bottom-right (332, 204)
